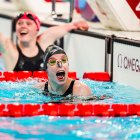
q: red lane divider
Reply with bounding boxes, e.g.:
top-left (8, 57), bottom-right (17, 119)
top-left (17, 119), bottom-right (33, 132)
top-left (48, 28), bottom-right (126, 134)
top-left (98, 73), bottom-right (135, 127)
top-left (0, 71), bottom-right (110, 81)
top-left (58, 103), bottom-right (76, 116)
top-left (33, 71), bottom-right (48, 82)
top-left (0, 71), bottom-right (77, 81)
top-left (0, 104), bottom-right (6, 116)
top-left (136, 104), bottom-right (140, 116)
top-left (17, 71), bottom-right (33, 81)
top-left (8, 104), bottom-right (23, 117)
top-left (83, 72), bottom-right (110, 82)
top-left (43, 103), bottom-right (59, 116)
top-left (0, 103), bottom-right (140, 117)
top-left (24, 104), bottom-right (43, 116)
top-left (3, 71), bottom-right (18, 82)
top-left (68, 72), bottom-right (77, 80)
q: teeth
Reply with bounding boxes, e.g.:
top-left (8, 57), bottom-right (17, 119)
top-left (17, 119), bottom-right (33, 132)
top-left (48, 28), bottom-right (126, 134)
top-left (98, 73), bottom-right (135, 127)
top-left (20, 30), bottom-right (28, 34)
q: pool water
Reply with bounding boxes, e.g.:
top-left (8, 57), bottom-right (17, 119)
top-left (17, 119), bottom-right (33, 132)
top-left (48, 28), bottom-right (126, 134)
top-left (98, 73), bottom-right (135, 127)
top-left (0, 79), bottom-right (140, 140)
top-left (0, 116), bottom-right (140, 140)
top-left (0, 79), bottom-right (140, 104)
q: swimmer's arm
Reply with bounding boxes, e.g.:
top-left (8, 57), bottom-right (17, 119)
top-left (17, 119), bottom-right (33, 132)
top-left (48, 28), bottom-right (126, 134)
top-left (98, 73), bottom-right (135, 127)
top-left (0, 32), bottom-right (16, 53)
top-left (0, 33), bottom-right (18, 70)
top-left (38, 21), bottom-right (89, 51)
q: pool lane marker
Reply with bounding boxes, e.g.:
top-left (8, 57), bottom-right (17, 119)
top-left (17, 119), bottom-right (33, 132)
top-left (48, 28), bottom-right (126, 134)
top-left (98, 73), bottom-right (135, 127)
top-left (0, 103), bottom-right (139, 117)
top-left (0, 71), bottom-right (110, 82)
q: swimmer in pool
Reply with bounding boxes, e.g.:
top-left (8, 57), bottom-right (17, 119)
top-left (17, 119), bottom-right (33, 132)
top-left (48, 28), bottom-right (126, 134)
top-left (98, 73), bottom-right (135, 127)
top-left (42, 44), bottom-right (92, 98)
top-left (0, 11), bottom-right (89, 71)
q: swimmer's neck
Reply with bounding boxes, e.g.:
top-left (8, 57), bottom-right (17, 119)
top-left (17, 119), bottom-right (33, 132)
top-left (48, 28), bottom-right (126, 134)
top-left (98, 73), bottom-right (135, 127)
top-left (18, 38), bottom-right (37, 48)
top-left (48, 78), bottom-right (72, 95)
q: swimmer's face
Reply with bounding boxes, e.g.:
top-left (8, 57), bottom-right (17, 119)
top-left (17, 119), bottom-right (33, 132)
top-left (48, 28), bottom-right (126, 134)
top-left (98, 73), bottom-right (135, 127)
top-left (16, 19), bottom-right (38, 43)
top-left (47, 54), bottom-right (69, 85)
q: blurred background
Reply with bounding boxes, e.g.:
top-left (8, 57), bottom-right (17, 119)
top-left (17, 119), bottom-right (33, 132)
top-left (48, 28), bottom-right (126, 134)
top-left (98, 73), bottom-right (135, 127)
top-left (0, 0), bottom-right (140, 31)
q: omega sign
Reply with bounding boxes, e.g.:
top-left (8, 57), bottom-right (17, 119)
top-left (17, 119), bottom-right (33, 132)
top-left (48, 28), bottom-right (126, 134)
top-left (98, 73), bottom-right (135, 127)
top-left (117, 54), bottom-right (140, 72)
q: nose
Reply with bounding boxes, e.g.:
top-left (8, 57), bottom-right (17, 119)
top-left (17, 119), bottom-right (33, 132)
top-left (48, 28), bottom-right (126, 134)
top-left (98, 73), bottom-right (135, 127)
top-left (57, 61), bottom-right (62, 68)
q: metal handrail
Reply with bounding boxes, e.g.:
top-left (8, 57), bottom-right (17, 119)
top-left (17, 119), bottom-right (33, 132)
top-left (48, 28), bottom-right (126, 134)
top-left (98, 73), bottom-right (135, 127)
top-left (51, 0), bottom-right (74, 22)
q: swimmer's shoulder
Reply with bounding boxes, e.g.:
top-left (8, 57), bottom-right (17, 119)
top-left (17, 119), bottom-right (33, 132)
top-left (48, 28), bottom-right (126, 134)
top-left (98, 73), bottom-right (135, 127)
top-left (73, 80), bottom-right (92, 96)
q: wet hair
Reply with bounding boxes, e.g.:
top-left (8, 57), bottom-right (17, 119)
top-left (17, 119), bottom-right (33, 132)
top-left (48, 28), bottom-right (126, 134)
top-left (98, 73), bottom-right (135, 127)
top-left (13, 11), bottom-right (41, 31)
top-left (43, 45), bottom-right (67, 70)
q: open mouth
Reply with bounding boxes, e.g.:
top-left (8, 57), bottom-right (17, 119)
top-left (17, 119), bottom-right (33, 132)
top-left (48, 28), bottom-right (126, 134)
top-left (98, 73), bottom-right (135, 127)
top-left (20, 30), bottom-right (28, 36)
top-left (56, 70), bottom-right (65, 81)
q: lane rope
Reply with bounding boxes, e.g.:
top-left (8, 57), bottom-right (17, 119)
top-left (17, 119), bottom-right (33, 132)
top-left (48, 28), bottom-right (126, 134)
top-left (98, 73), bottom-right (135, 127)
top-left (0, 103), bottom-right (139, 117)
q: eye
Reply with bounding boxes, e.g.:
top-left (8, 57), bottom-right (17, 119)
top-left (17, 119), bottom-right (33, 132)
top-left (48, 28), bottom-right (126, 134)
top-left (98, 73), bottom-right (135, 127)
top-left (61, 57), bottom-right (68, 63)
top-left (27, 21), bottom-right (33, 26)
top-left (48, 59), bottom-right (56, 66)
top-left (17, 21), bottom-right (23, 26)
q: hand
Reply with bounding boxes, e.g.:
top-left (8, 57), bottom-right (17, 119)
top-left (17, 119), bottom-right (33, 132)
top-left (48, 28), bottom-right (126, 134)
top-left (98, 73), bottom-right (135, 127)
top-left (73, 21), bottom-right (89, 31)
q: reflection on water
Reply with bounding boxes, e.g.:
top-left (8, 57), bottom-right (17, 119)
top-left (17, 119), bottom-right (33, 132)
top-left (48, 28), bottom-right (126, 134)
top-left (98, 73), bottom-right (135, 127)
top-left (0, 116), bottom-right (140, 140)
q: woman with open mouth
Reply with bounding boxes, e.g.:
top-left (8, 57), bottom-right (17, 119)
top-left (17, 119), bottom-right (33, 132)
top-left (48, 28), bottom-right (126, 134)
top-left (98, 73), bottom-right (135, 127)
top-left (0, 11), bottom-right (89, 71)
top-left (43, 44), bottom-right (92, 98)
